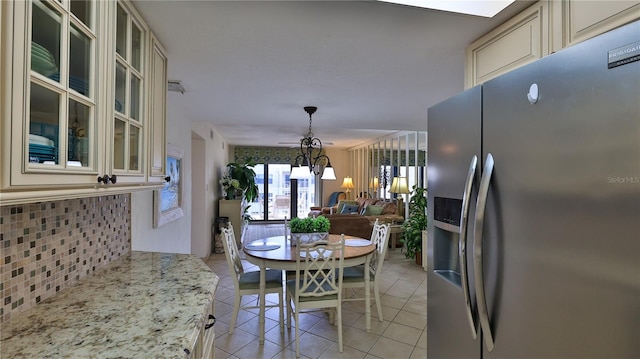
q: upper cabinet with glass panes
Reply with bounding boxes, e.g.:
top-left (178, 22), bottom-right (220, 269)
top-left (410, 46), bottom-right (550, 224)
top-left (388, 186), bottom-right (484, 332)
top-left (29, 0), bottom-right (96, 171)
top-left (0, 0), bottom-right (167, 203)
top-left (111, 1), bottom-right (147, 183)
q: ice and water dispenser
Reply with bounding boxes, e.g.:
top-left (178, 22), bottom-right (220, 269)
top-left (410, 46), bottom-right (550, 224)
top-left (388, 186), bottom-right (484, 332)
top-left (433, 197), bottom-right (464, 287)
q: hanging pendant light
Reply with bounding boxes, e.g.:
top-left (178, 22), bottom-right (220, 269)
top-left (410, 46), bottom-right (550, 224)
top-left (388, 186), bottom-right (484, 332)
top-left (290, 106), bottom-right (336, 180)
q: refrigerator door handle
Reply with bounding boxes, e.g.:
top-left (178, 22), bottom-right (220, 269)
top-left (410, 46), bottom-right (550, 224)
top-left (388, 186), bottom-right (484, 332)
top-left (459, 155), bottom-right (478, 339)
top-left (474, 153), bottom-right (495, 352)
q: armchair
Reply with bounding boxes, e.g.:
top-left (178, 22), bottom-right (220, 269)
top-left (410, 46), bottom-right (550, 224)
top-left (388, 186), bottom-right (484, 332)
top-left (308, 191), bottom-right (346, 217)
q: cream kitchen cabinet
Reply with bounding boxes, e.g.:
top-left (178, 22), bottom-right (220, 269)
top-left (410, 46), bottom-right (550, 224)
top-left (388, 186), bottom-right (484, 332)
top-left (466, 0), bottom-right (640, 88)
top-left (0, 0), bottom-right (167, 205)
top-left (191, 301), bottom-right (216, 359)
top-left (552, 0), bottom-right (640, 51)
top-left (147, 33), bottom-right (168, 184)
top-left (465, 1), bottom-right (549, 88)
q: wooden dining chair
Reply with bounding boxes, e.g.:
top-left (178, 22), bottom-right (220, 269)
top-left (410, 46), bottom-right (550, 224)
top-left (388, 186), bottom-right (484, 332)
top-left (286, 235), bottom-right (346, 358)
top-left (341, 219), bottom-right (391, 321)
top-left (221, 223), bottom-right (284, 334)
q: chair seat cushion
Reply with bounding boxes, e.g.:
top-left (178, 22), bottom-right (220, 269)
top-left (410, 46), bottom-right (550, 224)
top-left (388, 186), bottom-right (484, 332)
top-left (286, 279), bottom-right (338, 301)
top-left (239, 269), bottom-right (283, 290)
top-left (339, 266), bottom-right (376, 282)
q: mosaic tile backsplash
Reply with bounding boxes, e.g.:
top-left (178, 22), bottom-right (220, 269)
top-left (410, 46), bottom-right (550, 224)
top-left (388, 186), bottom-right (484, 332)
top-left (0, 194), bottom-right (131, 323)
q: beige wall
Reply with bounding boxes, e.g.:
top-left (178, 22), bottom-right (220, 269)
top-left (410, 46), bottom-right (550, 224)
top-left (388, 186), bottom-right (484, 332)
top-left (130, 97), bottom-right (230, 257)
top-left (131, 98), bottom-right (193, 254)
top-left (319, 147), bottom-right (350, 205)
top-left (191, 121), bottom-right (230, 257)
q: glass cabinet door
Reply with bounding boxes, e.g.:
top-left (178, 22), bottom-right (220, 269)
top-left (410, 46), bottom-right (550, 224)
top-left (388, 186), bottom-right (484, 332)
top-left (5, 0), bottom-right (165, 194)
top-left (112, 1), bottom-right (145, 178)
top-left (29, 0), bottom-right (96, 170)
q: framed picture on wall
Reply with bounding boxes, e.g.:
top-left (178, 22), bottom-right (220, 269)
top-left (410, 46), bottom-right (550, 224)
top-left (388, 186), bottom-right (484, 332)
top-left (153, 144), bottom-right (184, 228)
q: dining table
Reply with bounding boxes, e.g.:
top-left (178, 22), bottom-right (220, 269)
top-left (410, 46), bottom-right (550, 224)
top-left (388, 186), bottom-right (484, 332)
top-left (243, 234), bottom-right (376, 344)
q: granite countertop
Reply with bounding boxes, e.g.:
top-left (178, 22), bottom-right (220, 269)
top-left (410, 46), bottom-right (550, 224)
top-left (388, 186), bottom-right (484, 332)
top-left (1, 251), bottom-right (219, 358)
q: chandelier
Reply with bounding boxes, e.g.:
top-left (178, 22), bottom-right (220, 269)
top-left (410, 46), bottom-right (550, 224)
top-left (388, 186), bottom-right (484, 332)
top-left (290, 106), bottom-right (336, 180)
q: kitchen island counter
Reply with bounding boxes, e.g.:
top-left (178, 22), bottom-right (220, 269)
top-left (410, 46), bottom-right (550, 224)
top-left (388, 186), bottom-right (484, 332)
top-left (1, 251), bottom-right (219, 358)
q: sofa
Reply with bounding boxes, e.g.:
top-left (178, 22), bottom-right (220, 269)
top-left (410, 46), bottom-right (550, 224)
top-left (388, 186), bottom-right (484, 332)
top-left (334, 197), bottom-right (402, 220)
top-left (323, 197), bottom-right (403, 239)
top-left (308, 191), bottom-right (346, 217)
top-left (325, 214), bottom-right (376, 239)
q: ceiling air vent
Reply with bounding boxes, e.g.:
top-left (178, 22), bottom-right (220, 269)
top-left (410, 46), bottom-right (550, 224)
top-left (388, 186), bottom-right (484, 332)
top-left (168, 80), bottom-right (186, 94)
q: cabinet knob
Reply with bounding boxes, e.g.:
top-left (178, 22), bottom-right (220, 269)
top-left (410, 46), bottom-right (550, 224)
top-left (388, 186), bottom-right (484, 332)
top-left (164, 176), bottom-right (171, 182)
top-left (97, 175), bottom-right (117, 184)
top-left (97, 175), bottom-right (110, 184)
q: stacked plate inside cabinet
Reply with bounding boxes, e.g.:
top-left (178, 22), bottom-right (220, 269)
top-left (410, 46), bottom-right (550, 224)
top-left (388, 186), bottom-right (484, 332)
top-left (31, 42), bottom-right (58, 77)
top-left (28, 134), bottom-right (56, 163)
top-left (49, 73), bottom-right (88, 96)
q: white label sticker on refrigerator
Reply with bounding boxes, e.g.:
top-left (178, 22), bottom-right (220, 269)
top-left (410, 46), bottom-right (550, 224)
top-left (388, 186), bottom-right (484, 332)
top-left (608, 41), bottom-right (640, 69)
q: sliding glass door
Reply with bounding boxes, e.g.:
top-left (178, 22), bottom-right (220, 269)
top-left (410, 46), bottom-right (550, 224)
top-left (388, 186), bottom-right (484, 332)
top-left (249, 164), bottom-right (316, 221)
top-left (268, 164), bottom-right (291, 220)
top-left (295, 176), bottom-right (315, 219)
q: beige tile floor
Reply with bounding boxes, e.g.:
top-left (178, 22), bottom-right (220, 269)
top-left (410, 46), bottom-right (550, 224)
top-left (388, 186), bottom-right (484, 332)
top-left (205, 234), bottom-right (427, 359)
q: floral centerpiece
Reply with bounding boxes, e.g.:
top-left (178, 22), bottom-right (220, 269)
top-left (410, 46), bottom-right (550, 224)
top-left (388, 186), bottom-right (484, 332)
top-left (219, 175), bottom-right (240, 200)
top-left (288, 216), bottom-right (331, 246)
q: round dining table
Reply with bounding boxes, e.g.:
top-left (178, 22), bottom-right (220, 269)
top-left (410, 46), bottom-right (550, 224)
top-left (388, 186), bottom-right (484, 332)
top-left (243, 234), bottom-right (376, 344)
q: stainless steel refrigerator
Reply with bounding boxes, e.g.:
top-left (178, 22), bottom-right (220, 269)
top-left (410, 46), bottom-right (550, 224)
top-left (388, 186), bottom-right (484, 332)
top-left (427, 20), bottom-right (640, 359)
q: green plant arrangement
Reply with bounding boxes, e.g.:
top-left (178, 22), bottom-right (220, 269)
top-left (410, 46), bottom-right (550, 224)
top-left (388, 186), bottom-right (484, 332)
top-left (401, 185), bottom-right (427, 260)
top-left (288, 216), bottom-right (331, 246)
top-left (225, 158), bottom-right (259, 203)
top-left (288, 216), bottom-right (331, 233)
top-left (219, 175), bottom-right (240, 200)
top-left (242, 206), bottom-right (254, 224)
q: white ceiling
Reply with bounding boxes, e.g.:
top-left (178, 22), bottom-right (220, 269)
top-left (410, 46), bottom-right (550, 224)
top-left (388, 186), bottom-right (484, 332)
top-left (133, 0), bottom-right (535, 148)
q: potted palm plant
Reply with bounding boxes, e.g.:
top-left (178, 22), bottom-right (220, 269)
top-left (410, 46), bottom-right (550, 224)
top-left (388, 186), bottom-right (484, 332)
top-left (225, 158), bottom-right (259, 203)
top-left (401, 185), bottom-right (427, 263)
top-left (288, 216), bottom-right (331, 246)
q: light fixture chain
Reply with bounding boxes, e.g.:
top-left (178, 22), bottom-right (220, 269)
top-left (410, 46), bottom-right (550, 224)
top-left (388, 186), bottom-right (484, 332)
top-left (291, 106), bottom-right (333, 179)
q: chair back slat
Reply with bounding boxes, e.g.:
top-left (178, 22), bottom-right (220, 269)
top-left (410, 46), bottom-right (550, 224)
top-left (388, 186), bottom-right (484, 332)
top-left (221, 223), bottom-right (244, 278)
top-left (295, 235), bottom-right (345, 298)
top-left (370, 220), bottom-right (391, 273)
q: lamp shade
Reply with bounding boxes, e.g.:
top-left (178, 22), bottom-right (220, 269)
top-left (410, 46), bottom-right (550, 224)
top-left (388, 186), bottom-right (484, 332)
top-left (290, 165), bottom-right (310, 179)
top-left (389, 177), bottom-right (410, 194)
top-left (369, 177), bottom-right (379, 188)
top-left (341, 176), bottom-right (354, 190)
top-left (321, 165), bottom-right (336, 180)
